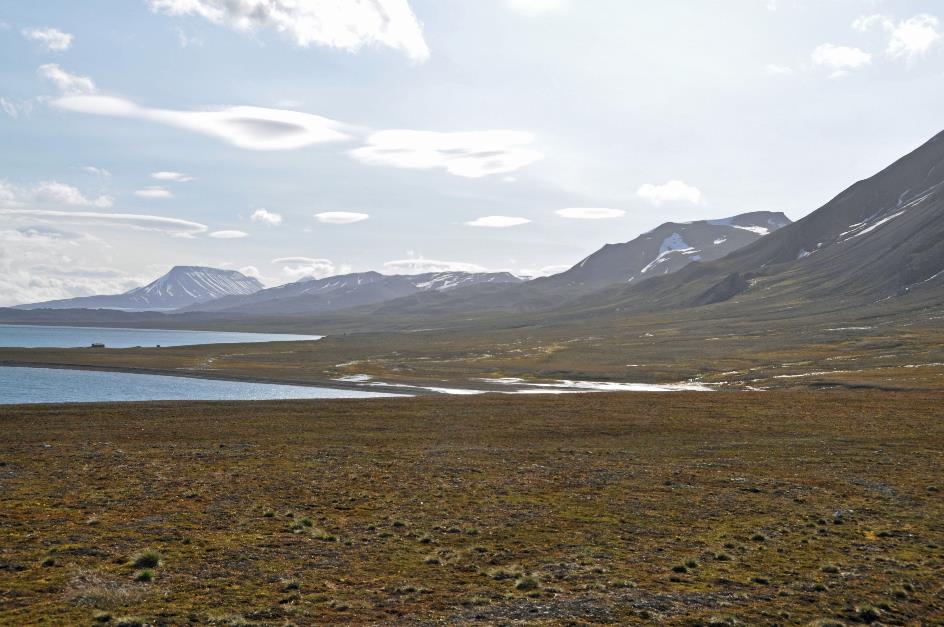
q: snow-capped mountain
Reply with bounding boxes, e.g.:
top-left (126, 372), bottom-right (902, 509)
top-left (17, 266), bottom-right (264, 311)
top-left (182, 270), bottom-right (524, 315)
top-left (536, 211), bottom-right (791, 292)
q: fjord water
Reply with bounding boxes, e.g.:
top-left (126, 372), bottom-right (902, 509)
top-left (0, 324), bottom-right (321, 348)
top-left (0, 367), bottom-right (397, 404)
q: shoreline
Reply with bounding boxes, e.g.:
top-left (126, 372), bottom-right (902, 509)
top-left (0, 360), bottom-right (427, 397)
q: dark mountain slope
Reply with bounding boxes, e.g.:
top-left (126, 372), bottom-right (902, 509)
top-left (544, 131), bottom-right (944, 320)
top-left (537, 211), bottom-right (790, 291)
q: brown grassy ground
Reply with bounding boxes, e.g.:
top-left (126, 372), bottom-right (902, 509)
top-left (1, 392), bottom-right (943, 625)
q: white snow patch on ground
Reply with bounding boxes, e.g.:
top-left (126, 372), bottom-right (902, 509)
top-left (481, 378), bottom-right (716, 392)
top-left (368, 382), bottom-right (487, 395)
top-left (852, 211), bottom-right (905, 238)
top-left (659, 232), bottom-right (691, 254)
top-left (713, 237), bottom-right (727, 245)
top-left (333, 374), bottom-right (373, 382)
top-left (731, 225), bottom-right (769, 235)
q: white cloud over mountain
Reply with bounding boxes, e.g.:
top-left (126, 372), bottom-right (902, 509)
top-left (272, 256), bottom-right (338, 279)
top-left (636, 180), bottom-right (703, 206)
top-left (383, 257), bottom-right (488, 274)
top-left (148, 0), bottom-right (429, 62)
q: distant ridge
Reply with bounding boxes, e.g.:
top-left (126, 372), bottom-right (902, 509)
top-left (180, 270), bottom-right (525, 315)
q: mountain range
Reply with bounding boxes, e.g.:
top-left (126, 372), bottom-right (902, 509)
top-left (8, 131), bottom-right (944, 342)
top-left (13, 211), bottom-right (789, 315)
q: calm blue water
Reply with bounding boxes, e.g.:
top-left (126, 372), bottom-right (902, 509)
top-left (0, 367), bottom-right (399, 404)
top-left (0, 324), bottom-right (321, 348)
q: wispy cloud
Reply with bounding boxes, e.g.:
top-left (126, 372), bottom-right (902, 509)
top-left (151, 171), bottom-right (194, 182)
top-left (0, 228), bottom-right (145, 307)
top-left (148, 0), bottom-right (430, 62)
top-left (465, 215), bottom-right (531, 228)
top-left (811, 44), bottom-right (872, 75)
top-left (251, 208), bottom-right (283, 226)
top-left (1, 179), bottom-right (113, 209)
top-left (0, 209), bottom-right (208, 237)
top-left (555, 207), bottom-right (625, 220)
top-left (32, 181), bottom-right (114, 208)
top-left (82, 166), bottom-right (111, 178)
top-left (209, 230), bottom-right (248, 239)
top-left (637, 180), bottom-right (703, 206)
top-left (0, 97), bottom-right (35, 119)
top-left (383, 257), bottom-right (488, 274)
top-left (22, 27), bottom-right (73, 51)
top-left (134, 187), bottom-right (172, 199)
top-left (314, 211), bottom-right (369, 224)
top-left (350, 130), bottom-right (543, 178)
top-left (38, 64), bottom-right (97, 95)
top-left (52, 95), bottom-right (352, 150)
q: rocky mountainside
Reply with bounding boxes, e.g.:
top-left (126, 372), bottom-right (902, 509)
top-left (535, 211), bottom-right (790, 292)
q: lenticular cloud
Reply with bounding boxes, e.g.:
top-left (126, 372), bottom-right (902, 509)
top-left (52, 95), bottom-right (352, 151)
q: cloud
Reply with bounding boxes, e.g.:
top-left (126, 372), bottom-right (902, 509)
top-left (507, 0), bottom-right (567, 15)
top-left (0, 209), bottom-right (208, 237)
top-left (22, 27), bottom-right (73, 51)
top-left (811, 44), bottom-right (872, 71)
top-left (0, 228), bottom-right (147, 307)
top-left (209, 230), bottom-right (248, 238)
top-left (349, 130), bottom-right (544, 178)
top-left (0, 97), bottom-right (35, 119)
top-left (238, 265), bottom-right (261, 279)
top-left (148, 0), bottom-right (430, 62)
top-left (555, 207), bottom-right (625, 220)
top-left (251, 208), bottom-right (283, 226)
top-left (637, 180), bottom-right (703, 206)
top-left (517, 264), bottom-right (569, 278)
top-left (151, 171), bottom-right (194, 182)
top-left (383, 257), bottom-right (488, 274)
top-left (853, 14), bottom-right (941, 61)
top-left (0, 181), bottom-right (17, 204)
top-left (314, 211), bottom-right (369, 224)
top-left (764, 64), bottom-right (794, 75)
top-left (32, 181), bottom-right (114, 208)
top-left (134, 186), bottom-right (173, 199)
top-left (38, 64), bottom-right (97, 95)
top-left (82, 166), bottom-right (111, 178)
top-left (272, 256), bottom-right (337, 280)
top-left (465, 215), bottom-right (531, 228)
top-left (52, 94), bottom-right (352, 150)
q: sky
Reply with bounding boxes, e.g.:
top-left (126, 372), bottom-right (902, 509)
top-left (1, 0), bottom-right (944, 305)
